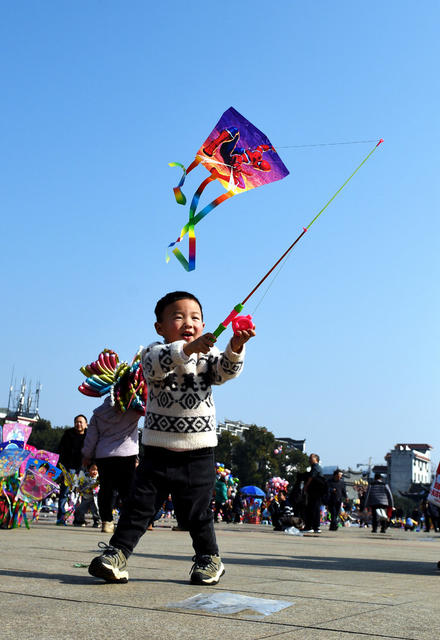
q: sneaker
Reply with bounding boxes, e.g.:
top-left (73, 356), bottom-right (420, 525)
top-left (88, 542), bottom-right (129, 583)
top-left (314, 529), bottom-right (322, 533)
top-left (93, 522), bottom-right (101, 529)
top-left (73, 521), bottom-right (86, 527)
top-left (190, 554), bottom-right (225, 585)
top-left (301, 529), bottom-right (314, 533)
top-left (101, 521), bottom-right (114, 534)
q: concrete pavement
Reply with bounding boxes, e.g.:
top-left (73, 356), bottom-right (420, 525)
top-left (0, 519), bottom-right (439, 639)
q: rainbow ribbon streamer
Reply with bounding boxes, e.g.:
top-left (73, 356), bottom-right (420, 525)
top-left (167, 161), bottom-right (235, 271)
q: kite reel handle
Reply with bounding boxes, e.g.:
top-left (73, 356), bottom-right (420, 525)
top-left (231, 315), bottom-right (255, 335)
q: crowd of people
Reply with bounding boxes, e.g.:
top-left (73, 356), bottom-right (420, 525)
top-left (54, 439), bottom-right (438, 538)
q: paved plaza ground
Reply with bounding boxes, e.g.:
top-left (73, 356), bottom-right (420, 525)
top-left (0, 519), bottom-right (439, 640)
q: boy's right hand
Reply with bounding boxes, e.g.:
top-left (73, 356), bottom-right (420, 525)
top-left (183, 333), bottom-right (217, 356)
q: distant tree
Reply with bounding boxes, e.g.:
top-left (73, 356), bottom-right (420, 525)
top-left (32, 418), bottom-right (52, 432)
top-left (273, 447), bottom-right (310, 485)
top-left (393, 493), bottom-right (420, 518)
top-left (233, 425), bottom-right (279, 488)
top-left (27, 419), bottom-right (67, 453)
top-left (215, 431), bottom-right (240, 470)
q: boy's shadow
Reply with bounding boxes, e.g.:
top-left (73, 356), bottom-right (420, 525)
top-left (0, 567), bottom-right (189, 587)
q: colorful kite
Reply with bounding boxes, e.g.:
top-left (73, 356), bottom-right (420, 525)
top-left (167, 106), bottom-right (289, 271)
top-left (0, 441), bottom-right (31, 477)
top-left (2, 422), bottom-right (32, 447)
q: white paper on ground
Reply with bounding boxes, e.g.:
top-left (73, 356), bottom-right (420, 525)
top-left (284, 526), bottom-right (303, 535)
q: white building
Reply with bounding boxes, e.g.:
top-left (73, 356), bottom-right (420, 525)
top-left (216, 418), bottom-right (250, 438)
top-left (386, 443), bottom-right (432, 494)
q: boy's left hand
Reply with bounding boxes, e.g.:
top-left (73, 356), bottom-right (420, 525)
top-left (230, 327), bottom-right (256, 353)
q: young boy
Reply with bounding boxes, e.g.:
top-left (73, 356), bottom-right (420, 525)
top-left (73, 462), bottom-right (100, 528)
top-left (88, 291), bottom-right (255, 585)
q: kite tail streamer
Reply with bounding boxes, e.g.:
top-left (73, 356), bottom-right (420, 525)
top-left (169, 159), bottom-right (200, 205)
top-left (167, 165), bottom-right (235, 271)
top-left (171, 190), bottom-right (235, 271)
top-left (167, 173), bottom-right (216, 269)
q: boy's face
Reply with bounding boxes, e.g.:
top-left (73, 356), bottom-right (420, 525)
top-left (155, 298), bottom-right (205, 344)
top-left (89, 466), bottom-right (98, 478)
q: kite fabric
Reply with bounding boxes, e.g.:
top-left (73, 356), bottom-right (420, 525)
top-left (167, 106), bottom-right (289, 271)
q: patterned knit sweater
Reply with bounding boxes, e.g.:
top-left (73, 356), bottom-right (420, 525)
top-left (141, 339), bottom-right (245, 450)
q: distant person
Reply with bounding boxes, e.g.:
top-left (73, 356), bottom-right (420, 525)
top-left (303, 453), bottom-right (327, 533)
top-left (214, 477), bottom-right (228, 522)
top-left (288, 472), bottom-right (307, 522)
top-left (422, 498), bottom-right (440, 533)
top-left (232, 490), bottom-right (244, 523)
top-left (73, 462), bottom-right (100, 528)
top-left (364, 473), bottom-right (394, 533)
top-left (56, 414), bottom-right (88, 525)
top-left (269, 491), bottom-right (297, 531)
top-left (426, 501), bottom-right (440, 532)
top-left (82, 396), bottom-right (140, 534)
top-left (327, 469), bottom-right (347, 531)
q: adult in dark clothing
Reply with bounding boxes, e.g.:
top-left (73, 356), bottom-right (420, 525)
top-left (303, 453), bottom-right (326, 533)
top-left (56, 414), bottom-right (88, 524)
top-left (288, 472), bottom-right (307, 522)
top-left (422, 498), bottom-right (440, 532)
top-left (427, 501), bottom-right (440, 532)
top-left (364, 473), bottom-right (394, 533)
top-left (327, 469), bottom-right (347, 531)
top-left (232, 490), bottom-right (244, 523)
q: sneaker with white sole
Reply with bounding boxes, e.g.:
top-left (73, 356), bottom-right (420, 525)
top-left (190, 554), bottom-right (225, 585)
top-left (88, 542), bottom-right (129, 583)
top-left (101, 521), bottom-right (114, 534)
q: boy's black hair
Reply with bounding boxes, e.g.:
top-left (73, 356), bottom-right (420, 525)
top-left (154, 291), bottom-right (203, 322)
top-left (74, 414), bottom-right (87, 423)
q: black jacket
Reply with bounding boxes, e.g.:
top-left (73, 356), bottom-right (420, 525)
top-left (364, 479), bottom-right (394, 508)
top-left (57, 428), bottom-right (87, 471)
top-left (326, 478), bottom-right (347, 504)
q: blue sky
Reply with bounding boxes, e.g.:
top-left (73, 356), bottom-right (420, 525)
top-left (1, 2), bottom-right (439, 469)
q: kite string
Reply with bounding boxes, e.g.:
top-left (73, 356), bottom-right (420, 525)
top-left (251, 254), bottom-right (291, 315)
top-left (275, 139), bottom-right (378, 149)
top-left (246, 138), bottom-right (384, 314)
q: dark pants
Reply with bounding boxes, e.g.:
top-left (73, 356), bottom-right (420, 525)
top-left (56, 481), bottom-right (70, 522)
top-left (371, 505), bottom-right (388, 532)
top-left (329, 501), bottom-right (342, 530)
top-left (305, 494), bottom-right (322, 531)
top-left (96, 456), bottom-right (137, 523)
top-left (111, 446), bottom-right (218, 559)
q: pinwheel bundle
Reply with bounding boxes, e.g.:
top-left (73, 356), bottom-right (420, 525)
top-left (78, 348), bottom-right (147, 414)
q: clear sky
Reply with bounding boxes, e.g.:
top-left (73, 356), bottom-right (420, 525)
top-left (1, 2), bottom-right (439, 470)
